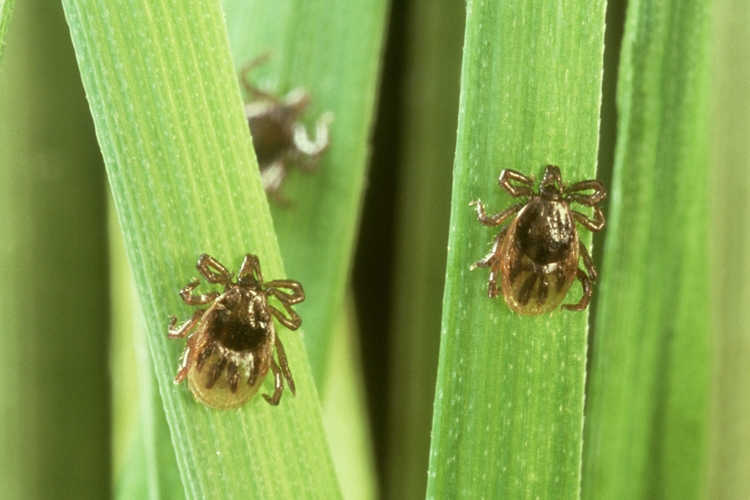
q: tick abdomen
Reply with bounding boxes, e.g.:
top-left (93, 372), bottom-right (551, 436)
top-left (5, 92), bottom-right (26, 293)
top-left (515, 197), bottom-right (574, 265)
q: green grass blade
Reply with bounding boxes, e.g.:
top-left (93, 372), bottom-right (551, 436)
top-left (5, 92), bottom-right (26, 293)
top-left (111, 204), bottom-right (185, 500)
top-left (708, 1), bottom-right (750, 497)
top-left (222, 0), bottom-right (389, 387)
top-left (0, 0), bottom-right (14, 70)
top-left (0, 1), bottom-right (109, 498)
top-left (322, 294), bottom-right (379, 500)
top-left (427, 1), bottom-right (607, 497)
top-left (581, 0), bottom-right (712, 498)
top-left (61, 0), bottom-right (341, 497)
top-left (385, 1), bottom-right (463, 498)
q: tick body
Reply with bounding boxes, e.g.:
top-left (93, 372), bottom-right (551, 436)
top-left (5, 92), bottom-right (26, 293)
top-left (240, 55), bottom-right (332, 203)
top-left (168, 254), bottom-right (304, 408)
top-left (471, 165), bottom-right (606, 315)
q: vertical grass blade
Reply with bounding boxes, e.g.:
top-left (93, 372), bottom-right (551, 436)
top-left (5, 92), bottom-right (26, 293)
top-left (581, 0), bottom-right (712, 498)
top-left (427, 0), bottom-right (607, 497)
top-left (61, 0), bottom-right (341, 497)
top-left (0, 1), bottom-right (110, 498)
top-left (385, 1), bottom-right (464, 498)
top-left (708, 0), bottom-right (750, 497)
top-left (222, 0), bottom-right (389, 387)
top-left (322, 294), bottom-right (379, 500)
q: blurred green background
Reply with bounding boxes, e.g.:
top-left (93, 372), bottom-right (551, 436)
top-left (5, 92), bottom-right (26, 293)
top-left (0, 0), bottom-right (748, 498)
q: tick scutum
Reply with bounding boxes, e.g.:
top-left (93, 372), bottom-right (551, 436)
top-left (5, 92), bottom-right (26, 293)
top-left (211, 296), bottom-right (269, 353)
top-left (516, 198), bottom-right (575, 265)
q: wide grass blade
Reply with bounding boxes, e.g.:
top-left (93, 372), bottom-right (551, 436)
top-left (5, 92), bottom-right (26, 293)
top-left (0, 1), bottom-right (109, 498)
top-left (61, 0), bottom-right (341, 497)
top-left (427, 0), bottom-right (607, 497)
top-left (385, 1), bottom-right (464, 498)
top-left (222, 0), bottom-right (389, 387)
top-left (581, 0), bottom-right (712, 498)
top-left (707, 0), bottom-right (750, 497)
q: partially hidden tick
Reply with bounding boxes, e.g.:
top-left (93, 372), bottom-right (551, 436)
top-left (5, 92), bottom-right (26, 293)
top-left (168, 253), bottom-right (304, 408)
top-left (470, 165), bottom-right (606, 315)
top-left (240, 55), bottom-right (333, 203)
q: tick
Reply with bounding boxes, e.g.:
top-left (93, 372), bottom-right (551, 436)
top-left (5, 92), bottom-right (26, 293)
top-left (240, 55), bottom-right (333, 203)
top-left (168, 253), bottom-right (304, 408)
top-left (470, 165), bottom-right (606, 315)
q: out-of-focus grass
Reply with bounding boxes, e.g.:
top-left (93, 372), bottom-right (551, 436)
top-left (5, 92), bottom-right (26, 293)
top-left (61, 0), bottom-right (340, 497)
top-left (427, 0), bottom-right (607, 497)
top-left (708, 0), bottom-right (750, 497)
top-left (582, 0), bottom-right (712, 498)
top-left (222, 0), bottom-right (389, 389)
top-left (0, 1), bottom-right (109, 498)
top-left (321, 294), bottom-right (378, 500)
top-left (384, 1), bottom-right (463, 498)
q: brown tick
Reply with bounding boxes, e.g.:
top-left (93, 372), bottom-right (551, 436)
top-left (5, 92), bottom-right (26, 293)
top-left (240, 55), bottom-right (333, 203)
top-left (471, 165), bottom-right (606, 315)
top-left (168, 254), bottom-right (304, 408)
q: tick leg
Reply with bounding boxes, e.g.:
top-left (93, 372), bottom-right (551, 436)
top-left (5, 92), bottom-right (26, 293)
top-left (293, 111), bottom-right (333, 159)
top-left (179, 280), bottom-right (220, 305)
top-left (572, 206), bottom-right (606, 232)
top-left (168, 309), bottom-right (205, 338)
top-left (564, 179), bottom-right (606, 206)
top-left (238, 253), bottom-right (264, 283)
top-left (174, 344), bottom-right (192, 383)
top-left (499, 169), bottom-right (535, 198)
top-left (282, 87), bottom-right (311, 113)
top-left (269, 303), bottom-right (302, 330)
top-left (471, 226), bottom-right (509, 299)
top-left (196, 254), bottom-right (233, 288)
top-left (470, 200), bottom-right (523, 226)
top-left (561, 268), bottom-right (592, 312)
top-left (239, 53), bottom-right (278, 102)
top-left (265, 280), bottom-right (305, 305)
top-left (260, 160), bottom-right (290, 204)
top-left (274, 336), bottom-right (296, 396)
top-left (262, 357), bottom-right (285, 406)
top-left (578, 241), bottom-right (598, 281)
top-left (174, 334), bottom-right (205, 383)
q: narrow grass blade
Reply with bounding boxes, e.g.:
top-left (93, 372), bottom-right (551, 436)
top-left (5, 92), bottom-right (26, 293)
top-left (385, 1), bottom-right (464, 498)
top-left (581, 0), bottom-right (712, 498)
top-left (0, 1), bottom-right (109, 498)
top-left (322, 294), bottom-right (379, 500)
top-left (0, 0), bottom-right (14, 70)
top-left (427, 0), bottom-right (607, 497)
top-left (61, 0), bottom-right (341, 497)
top-left (222, 0), bottom-right (389, 387)
top-left (708, 0), bottom-right (750, 497)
